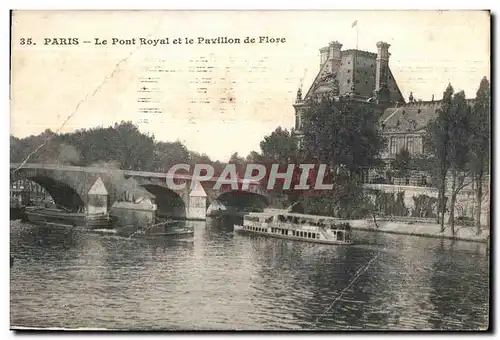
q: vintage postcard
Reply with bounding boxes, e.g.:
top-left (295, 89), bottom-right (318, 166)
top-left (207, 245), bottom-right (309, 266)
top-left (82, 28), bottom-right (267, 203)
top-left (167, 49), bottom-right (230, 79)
top-left (10, 10), bottom-right (491, 331)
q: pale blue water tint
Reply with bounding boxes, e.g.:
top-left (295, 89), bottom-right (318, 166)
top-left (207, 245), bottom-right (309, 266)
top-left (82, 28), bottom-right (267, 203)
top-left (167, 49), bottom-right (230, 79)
top-left (10, 217), bottom-right (489, 330)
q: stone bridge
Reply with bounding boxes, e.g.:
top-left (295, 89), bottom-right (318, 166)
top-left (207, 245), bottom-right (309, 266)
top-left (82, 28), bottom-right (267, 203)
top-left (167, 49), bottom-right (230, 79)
top-left (10, 163), bottom-right (270, 220)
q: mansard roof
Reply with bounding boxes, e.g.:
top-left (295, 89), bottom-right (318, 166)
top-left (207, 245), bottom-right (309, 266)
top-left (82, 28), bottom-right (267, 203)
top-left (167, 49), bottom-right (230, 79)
top-left (303, 48), bottom-right (405, 103)
top-left (380, 99), bottom-right (475, 133)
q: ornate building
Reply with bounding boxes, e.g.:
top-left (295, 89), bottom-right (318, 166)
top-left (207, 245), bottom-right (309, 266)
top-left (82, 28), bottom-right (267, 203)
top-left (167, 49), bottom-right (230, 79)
top-left (293, 40), bottom-right (474, 161)
top-left (379, 97), bottom-right (475, 160)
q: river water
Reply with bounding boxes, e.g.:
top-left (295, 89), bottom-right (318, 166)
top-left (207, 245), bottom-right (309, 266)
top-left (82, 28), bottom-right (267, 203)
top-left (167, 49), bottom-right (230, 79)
top-left (10, 217), bottom-right (489, 331)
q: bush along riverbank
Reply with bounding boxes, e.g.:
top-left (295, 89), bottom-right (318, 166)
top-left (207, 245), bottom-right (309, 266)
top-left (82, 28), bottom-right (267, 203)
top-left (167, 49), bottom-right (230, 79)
top-left (338, 218), bottom-right (490, 243)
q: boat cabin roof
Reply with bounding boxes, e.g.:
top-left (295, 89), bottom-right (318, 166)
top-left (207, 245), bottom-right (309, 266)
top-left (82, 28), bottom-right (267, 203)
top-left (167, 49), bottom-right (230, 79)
top-left (244, 212), bottom-right (351, 229)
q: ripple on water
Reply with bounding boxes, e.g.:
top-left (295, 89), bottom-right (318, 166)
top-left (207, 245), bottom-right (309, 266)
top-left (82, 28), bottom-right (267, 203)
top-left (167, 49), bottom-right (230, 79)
top-left (10, 222), bottom-right (490, 330)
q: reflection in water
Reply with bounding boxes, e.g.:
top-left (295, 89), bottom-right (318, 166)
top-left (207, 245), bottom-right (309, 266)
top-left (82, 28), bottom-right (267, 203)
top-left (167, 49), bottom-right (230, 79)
top-left (10, 218), bottom-right (489, 330)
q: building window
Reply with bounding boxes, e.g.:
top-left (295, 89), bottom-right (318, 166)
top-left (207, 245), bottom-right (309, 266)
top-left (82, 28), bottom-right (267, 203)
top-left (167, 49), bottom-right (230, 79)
top-left (398, 137), bottom-right (405, 152)
top-left (347, 79), bottom-right (351, 84)
top-left (348, 69), bottom-right (351, 73)
top-left (407, 137), bottom-right (414, 154)
top-left (415, 137), bottom-right (423, 154)
top-left (390, 137), bottom-right (398, 155)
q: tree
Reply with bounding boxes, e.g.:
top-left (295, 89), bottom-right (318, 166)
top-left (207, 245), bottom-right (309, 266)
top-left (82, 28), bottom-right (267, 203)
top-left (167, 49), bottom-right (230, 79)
top-left (470, 77), bottom-right (491, 234)
top-left (294, 95), bottom-right (386, 217)
top-left (245, 151), bottom-right (262, 163)
top-left (447, 90), bottom-right (472, 235)
top-left (10, 136), bottom-right (23, 163)
top-left (259, 127), bottom-right (298, 164)
top-left (151, 141), bottom-right (191, 172)
top-left (301, 95), bottom-right (386, 175)
top-left (392, 147), bottom-right (411, 180)
top-left (424, 84), bottom-right (454, 231)
top-left (11, 122), bottom-right (197, 174)
top-left (112, 121), bottom-right (155, 170)
top-left (228, 152), bottom-right (246, 178)
top-left (228, 152), bottom-right (245, 164)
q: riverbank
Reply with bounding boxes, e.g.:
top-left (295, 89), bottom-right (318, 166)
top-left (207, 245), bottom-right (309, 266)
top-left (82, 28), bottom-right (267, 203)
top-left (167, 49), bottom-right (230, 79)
top-left (340, 218), bottom-right (490, 243)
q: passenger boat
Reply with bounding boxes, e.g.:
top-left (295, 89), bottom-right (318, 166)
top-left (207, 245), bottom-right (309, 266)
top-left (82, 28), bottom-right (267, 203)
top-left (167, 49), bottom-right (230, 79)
top-left (234, 212), bottom-right (353, 245)
top-left (24, 205), bottom-right (113, 228)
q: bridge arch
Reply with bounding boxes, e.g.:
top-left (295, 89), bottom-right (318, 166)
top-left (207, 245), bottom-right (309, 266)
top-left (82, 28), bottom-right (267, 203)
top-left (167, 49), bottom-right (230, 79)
top-left (141, 184), bottom-right (186, 219)
top-left (210, 190), bottom-right (270, 214)
top-left (10, 174), bottom-right (85, 211)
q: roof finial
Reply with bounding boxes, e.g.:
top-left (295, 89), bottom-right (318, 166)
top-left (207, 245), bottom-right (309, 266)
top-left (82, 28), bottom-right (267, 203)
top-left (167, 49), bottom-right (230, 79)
top-left (296, 88), bottom-right (302, 102)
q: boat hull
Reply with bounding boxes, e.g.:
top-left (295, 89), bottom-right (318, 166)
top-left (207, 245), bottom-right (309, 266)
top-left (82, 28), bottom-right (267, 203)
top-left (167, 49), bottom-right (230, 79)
top-left (234, 224), bottom-right (353, 245)
top-left (24, 208), bottom-right (112, 228)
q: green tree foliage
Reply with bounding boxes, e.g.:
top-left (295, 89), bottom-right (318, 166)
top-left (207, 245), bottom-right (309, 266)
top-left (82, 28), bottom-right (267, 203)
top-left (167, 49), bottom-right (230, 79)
top-left (152, 141), bottom-right (191, 172)
top-left (245, 151), bottom-right (266, 164)
top-left (10, 121), bottom-right (213, 172)
top-left (392, 147), bottom-right (411, 179)
top-left (424, 82), bottom-right (489, 234)
top-left (301, 96), bottom-right (386, 173)
top-left (259, 127), bottom-right (298, 163)
top-left (424, 84), bottom-right (454, 231)
top-left (228, 152), bottom-right (246, 177)
top-left (55, 121), bottom-right (156, 170)
top-left (267, 95), bottom-right (385, 217)
top-left (446, 90), bottom-right (472, 234)
top-left (470, 77), bottom-right (491, 234)
top-left (296, 173), bottom-right (370, 218)
top-left (12, 129), bottom-right (62, 164)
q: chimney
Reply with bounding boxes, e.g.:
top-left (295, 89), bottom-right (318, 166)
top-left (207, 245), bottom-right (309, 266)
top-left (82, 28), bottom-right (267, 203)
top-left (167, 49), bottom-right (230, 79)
top-left (328, 41), bottom-right (343, 60)
top-left (319, 41), bottom-right (343, 74)
top-left (319, 46), bottom-right (329, 68)
top-left (375, 41), bottom-right (391, 102)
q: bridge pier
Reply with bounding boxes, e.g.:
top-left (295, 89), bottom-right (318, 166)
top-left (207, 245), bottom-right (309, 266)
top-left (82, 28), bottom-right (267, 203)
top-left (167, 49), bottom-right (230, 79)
top-left (87, 177), bottom-right (108, 215)
top-left (187, 182), bottom-right (207, 220)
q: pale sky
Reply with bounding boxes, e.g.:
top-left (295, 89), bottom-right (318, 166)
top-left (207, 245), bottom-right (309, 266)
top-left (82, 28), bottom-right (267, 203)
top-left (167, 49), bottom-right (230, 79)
top-left (11, 10), bottom-right (490, 162)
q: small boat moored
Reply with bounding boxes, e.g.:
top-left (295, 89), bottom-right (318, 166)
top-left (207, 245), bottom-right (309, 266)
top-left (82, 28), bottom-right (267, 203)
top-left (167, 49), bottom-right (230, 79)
top-left (125, 219), bottom-right (194, 239)
top-left (24, 205), bottom-right (113, 228)
top-left (234, 212), bottom-right (354, 245)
